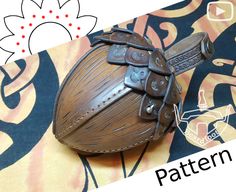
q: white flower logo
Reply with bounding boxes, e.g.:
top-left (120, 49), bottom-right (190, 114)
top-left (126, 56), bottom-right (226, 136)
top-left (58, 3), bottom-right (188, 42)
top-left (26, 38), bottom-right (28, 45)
top-left (0, 0), bottom-right (97, 64)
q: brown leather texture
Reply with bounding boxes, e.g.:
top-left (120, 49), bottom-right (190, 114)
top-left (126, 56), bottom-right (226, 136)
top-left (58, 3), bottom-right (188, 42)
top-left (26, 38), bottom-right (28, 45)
top-left (53, 28), bottom-right (214, 154)
top-left (53, 43), bottom-right (157, 153)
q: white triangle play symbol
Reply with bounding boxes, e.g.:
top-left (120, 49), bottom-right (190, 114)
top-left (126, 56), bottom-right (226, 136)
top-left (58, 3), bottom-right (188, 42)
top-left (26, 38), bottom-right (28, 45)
top-left (216, 6), bottom-right (225, 16)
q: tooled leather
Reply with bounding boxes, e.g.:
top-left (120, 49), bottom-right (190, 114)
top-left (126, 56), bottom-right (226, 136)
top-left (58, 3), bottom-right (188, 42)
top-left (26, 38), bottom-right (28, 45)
top-left (154, 103), bottom-right (176, 140)
top-left (165, 32), bottom-right (214, 75)
top-left (139, 94), bottom-right (162, 120)
top-left (149, 49), bottom-right (171, 75)
top-left (56, 83), bottom-right (131, 139)
top-left (93, 28), bottom-right (181, 141)
top-left (166, 44), bottom-right (203, 75)
top-left (62, 134), bottom-right (154, 153)
top-left (54, 44), bottom-right (133, 140)
top-left (92, 28), bottom-right (214, 142)
top-left (95, 28), bottom-right (154, 51)
top-left (107, 44), bottom-right (128, 64)
top-left (144, 71), bottom-right (169, 97)
top-left (124, 66), bottom-right (149, 91)
top-left (126, 47), bottom-right (149, 66)
top-left (59, 91), bottom-right (157, 153)
top-left (54, 28), bottom-right (214, 153)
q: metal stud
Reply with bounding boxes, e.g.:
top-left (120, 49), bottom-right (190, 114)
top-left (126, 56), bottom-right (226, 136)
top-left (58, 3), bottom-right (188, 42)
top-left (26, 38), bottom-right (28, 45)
top-left (146, 104), bottom-right (155, 114)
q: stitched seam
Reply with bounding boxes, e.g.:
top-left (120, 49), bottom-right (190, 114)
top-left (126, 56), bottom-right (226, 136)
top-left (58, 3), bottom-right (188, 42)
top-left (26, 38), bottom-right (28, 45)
top-left (57, 86), bottom-right (127, 138)
top-left (64, 135), bottom-right (154, 153)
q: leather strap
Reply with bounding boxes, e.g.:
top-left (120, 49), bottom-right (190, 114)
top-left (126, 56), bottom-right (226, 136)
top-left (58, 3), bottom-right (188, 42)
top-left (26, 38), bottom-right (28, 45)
top-left (92, 28), bottom-right (214, 140)
top-left (94, 28), bottom-right (214, 76)
top-left (165, 32), bottom-right (214, 75)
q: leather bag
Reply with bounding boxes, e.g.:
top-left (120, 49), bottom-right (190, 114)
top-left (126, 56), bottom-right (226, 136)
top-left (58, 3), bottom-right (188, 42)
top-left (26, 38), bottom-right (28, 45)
top-left (53, 28), bottom-right (214, 154)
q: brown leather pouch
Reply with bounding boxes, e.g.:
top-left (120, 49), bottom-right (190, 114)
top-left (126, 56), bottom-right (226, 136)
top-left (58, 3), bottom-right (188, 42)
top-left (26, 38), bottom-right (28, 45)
top-left (53, 28), bottom-right (214, 154)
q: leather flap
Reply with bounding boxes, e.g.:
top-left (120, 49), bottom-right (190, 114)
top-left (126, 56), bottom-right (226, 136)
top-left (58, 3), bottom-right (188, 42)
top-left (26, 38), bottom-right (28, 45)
top-left (127, 33), bottom-right (154, 50)
top-left (107, 44), bottom-right (128, 64)
top-left (158, 104), bottom-right (175, 127)
top-left (139, 94), bottom-right (162, 120)
top-left (124, 65), bottom-right (148, 91)
top-left (149, 49), bottom-right (171, 75)
top-left (144, 71), bottom-right (168, 97)
top-left (95, 31), bottom-right (130, 44)
top-left (164, 75), bottom-right (181, 104)
top-left (125, 47), bottom-right (149, 67)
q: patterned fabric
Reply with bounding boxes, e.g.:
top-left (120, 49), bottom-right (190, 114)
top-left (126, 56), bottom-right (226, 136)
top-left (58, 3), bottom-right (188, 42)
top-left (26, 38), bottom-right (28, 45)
top-left (1, 0), bottom-right (236, 191)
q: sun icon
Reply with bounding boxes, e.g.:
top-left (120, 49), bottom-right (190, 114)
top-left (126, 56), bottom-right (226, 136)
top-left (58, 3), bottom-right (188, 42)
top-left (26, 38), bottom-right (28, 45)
top-left (0, 0), bottom-right (97, 64)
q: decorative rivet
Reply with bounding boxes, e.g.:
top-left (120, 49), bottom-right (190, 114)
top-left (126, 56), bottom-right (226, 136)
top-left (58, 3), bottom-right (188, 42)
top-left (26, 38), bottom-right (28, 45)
top-left (146, 104), bottom-right (154, 114)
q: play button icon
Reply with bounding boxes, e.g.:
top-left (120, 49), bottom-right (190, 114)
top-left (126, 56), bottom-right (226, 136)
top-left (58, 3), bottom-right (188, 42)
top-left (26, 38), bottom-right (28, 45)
top-left (207, 1), bottom-right (234, 21)
top-left (216, 6), bottom-right (225, 16)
